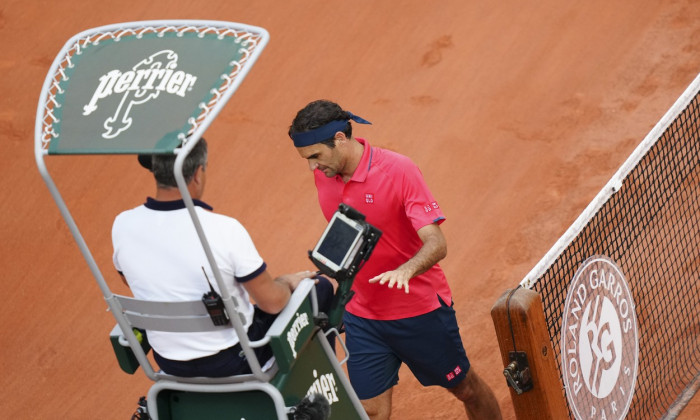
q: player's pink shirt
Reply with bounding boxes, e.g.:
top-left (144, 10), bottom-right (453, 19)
top-left (314, 138), bottom-right (453, 320)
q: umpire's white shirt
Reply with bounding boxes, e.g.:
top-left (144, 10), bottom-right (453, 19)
top-left (112, 198), bottom-right (264, 361)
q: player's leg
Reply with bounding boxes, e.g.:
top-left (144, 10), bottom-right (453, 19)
top-left (343, 312), bottom-right (401, 420)
top-left (360, 387), bottom-right (393, 420)
top-left (390, 295), bottom-right (502, 419)
top-left (448, 367), bottom-right (502, 420)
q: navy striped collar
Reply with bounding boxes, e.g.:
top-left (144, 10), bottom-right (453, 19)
top-left (144, 197), bottom-right (213, 211)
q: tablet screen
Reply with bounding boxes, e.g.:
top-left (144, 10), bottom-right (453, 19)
top-left (311, 211), bottom-right (364, 274)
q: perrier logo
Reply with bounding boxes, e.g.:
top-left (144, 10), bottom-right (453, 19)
top-left (82, 49), bottom-right (198, 139)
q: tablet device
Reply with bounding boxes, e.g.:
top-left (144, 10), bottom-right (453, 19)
top-left (310, 210), bottom-right (366, 276)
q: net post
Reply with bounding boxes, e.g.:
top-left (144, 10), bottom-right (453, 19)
top-left (491, 287), bottom-right (568, 420)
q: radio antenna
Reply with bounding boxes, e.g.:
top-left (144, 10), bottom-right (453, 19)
top-left (201, 266), bottom-right (216, 292)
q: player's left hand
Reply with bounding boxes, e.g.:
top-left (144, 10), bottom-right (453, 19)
top-left (368, 269), bottom-right (411, 293)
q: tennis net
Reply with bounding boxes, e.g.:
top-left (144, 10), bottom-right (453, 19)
top-left (520, 72), bottom-right (700, 419)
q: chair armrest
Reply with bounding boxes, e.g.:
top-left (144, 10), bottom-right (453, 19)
top-left (264, 278), bottom-right (317, 373)
top-left (109, 323), bottom-right (151, 375)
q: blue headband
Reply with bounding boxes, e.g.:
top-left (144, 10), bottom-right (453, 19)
top-left (290, 112), bottom-right (372, 147)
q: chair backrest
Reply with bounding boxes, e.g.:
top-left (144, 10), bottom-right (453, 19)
top-left (116, 297), bottom-right (231, 333)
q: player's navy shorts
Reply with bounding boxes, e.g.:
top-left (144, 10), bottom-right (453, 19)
top-left (343, 295), bottom-right (470, 400)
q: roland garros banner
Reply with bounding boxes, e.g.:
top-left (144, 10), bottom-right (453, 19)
top-left (42, 22), bottom-right (268, 154)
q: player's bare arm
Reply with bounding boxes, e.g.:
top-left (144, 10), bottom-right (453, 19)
top-left (368, 223), bottom-right (447, 293)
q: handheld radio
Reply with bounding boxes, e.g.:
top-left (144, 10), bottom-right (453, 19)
top-left (201, 267), bottom-right (231, 326)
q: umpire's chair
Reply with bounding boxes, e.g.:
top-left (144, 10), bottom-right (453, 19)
top-left (109, 278), bottom-right (364, 420)
top-left (34, 20), bottom-right (368, 420)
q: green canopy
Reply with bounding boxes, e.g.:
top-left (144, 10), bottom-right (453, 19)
top-left (37, 22), bottom-right (268, 155)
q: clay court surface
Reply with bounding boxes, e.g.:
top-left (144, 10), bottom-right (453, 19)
top-left (1, 0), bottom-right (698, 418)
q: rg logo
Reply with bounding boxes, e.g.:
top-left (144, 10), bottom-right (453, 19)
top-left (561, 256), bottom-right (638, 420)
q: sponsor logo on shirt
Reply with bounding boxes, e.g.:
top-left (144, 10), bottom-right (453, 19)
top-left (365, 193), bottom-right (374, 204)
top-left (424, 201), bottom-right (440, 213)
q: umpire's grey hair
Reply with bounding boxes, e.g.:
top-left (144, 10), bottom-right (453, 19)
top-left (151, 138), bottom-right (208, 188)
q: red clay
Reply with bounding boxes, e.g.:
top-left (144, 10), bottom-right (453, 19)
top-left (1, 1), bottom-right (699, 418)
